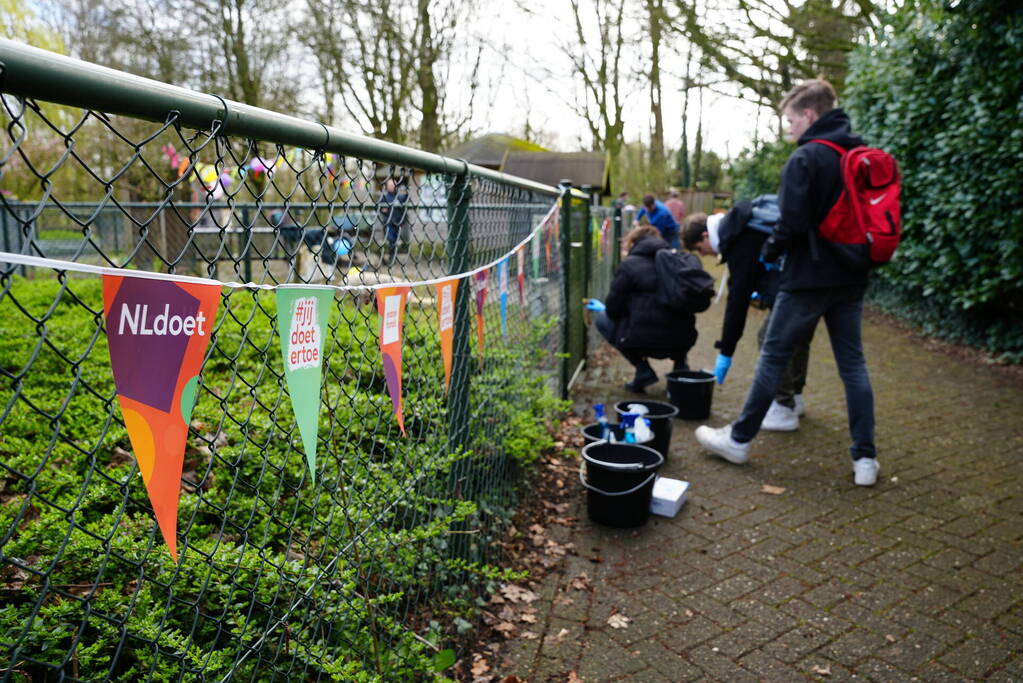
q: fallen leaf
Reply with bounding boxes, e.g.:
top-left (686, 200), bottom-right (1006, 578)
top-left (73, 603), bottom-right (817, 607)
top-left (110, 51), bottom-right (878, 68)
top-left (500, 677), bottom-right (525, 683)
top-left (498, 606), bottom-right (516, 621)
top-left (500, 584), bottom-right (539, 604)
top-left (495, 622), bottom-right (517, 638)
top-left (607, 613), bottom-right (631, 629)
top-left (471, 656), bottom-right (490, 676)
top-left (567, 671), bottom-right (584, 682)
top-left (811, 663), bottom-right (831, 676)
top-left (761, 484), bottom-right (787, 495)
top-left (520, 631), bottom-right (538, 640)
top-left (520, 613), bottom-right (538, 624)
top-left (885, 634), bottom-right (897, 643)
top-left (683, 609), bottom-right (694, 617)
top-left (545, 627), bottom-right (570, 645)
top-left (568, 572), bottom-right (592, 590)
top-left (529, 524), bottom-right (545, 534)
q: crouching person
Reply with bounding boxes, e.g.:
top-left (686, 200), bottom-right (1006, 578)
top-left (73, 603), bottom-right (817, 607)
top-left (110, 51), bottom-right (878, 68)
top-left (590, 225), bottom-right (697, 393)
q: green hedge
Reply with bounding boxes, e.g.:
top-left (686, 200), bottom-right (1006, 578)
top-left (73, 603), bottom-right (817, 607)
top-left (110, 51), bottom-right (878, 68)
top-left (845, 0), bottom-right (1023, 360)
top-left (727, 138), bottom-right (794, 201)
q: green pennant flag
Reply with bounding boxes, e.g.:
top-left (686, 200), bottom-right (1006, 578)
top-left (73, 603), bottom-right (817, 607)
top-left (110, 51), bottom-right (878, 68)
top-left (276, 287), bottom-right (333, 482)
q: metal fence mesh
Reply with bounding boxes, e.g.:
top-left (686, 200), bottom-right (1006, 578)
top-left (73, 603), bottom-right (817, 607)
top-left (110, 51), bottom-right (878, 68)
top-left (0, 83), bottom-right (567, 681)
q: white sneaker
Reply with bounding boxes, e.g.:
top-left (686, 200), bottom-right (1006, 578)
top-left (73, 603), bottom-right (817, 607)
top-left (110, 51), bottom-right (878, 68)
top-left (853, 458), bottom-right (880, 486)
top-left (794, 394), bottom-right (806, 417)
top-left (695, 425), bottom-right (749, 464)
top-left (762, 401), bottom-right (799, 431)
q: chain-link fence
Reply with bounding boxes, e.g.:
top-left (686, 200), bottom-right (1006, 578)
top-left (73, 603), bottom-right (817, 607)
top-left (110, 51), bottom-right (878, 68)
top-left (0, 41), bottom-right (587, 681)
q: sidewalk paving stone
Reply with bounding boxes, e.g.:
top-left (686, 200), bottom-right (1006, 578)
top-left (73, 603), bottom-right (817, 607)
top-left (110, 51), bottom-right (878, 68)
top-left (494, 282), bottom-right (1023, 680)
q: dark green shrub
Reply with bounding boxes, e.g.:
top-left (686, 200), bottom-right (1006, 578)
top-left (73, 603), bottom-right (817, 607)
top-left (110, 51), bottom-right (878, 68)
top-left (727, 138), bottom-right (795, 201)
top-left (845, 0), bottom-right (1023, 359)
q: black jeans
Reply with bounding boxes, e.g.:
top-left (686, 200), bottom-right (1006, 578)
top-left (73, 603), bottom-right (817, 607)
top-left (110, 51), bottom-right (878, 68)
top-left (594, 311), bottom-right (689, 369)
top-left (731, 286), bottom-right (876, 460)
top-left (757, 307), bottom-right (815, 408)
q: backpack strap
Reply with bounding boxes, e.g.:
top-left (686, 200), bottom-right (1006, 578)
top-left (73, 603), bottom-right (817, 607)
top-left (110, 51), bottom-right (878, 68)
top-left (808, 138), bottom-right (846, 155)
top-left (805, 139), bottom-right (848, 263)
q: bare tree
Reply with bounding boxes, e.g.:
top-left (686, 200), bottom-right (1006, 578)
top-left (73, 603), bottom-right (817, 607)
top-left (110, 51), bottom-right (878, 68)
top-left (646, 0), bottom-right (667, 180)
top-left (565, 0), bottom-right (629, 162)
top-left (669, 0), bottom-right (876, 106)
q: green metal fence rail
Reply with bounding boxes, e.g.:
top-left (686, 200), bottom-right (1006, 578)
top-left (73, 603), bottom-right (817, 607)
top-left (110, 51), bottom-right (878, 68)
top-left (0, 39), bottom-right (597, 681)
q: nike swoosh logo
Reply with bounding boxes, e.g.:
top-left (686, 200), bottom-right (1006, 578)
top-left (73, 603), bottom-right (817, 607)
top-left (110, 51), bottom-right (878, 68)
top-left (869, 194), bottom-right (887, 206)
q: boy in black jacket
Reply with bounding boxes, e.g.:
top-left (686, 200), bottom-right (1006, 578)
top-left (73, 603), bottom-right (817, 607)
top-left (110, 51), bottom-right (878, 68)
top-left (682, 210), bottom-right (812, 431)
top-left (591, 225), bottom-right (698, 393)
top-left (694, 79), bottom-right (880, 486)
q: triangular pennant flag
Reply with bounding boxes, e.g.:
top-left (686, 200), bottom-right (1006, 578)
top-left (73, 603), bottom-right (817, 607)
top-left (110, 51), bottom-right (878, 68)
top-left (544, 221), bottom-right (552, 270)
top-left (516, 245), bottom-right (526, 307)
top-left (497, 258), bottom-right (509, 336)
top-left (102, 274), bottom-right (221, 561)
top-left (473, 270), bottom-right (488, 368)
top-left (435, 278), bottom-right (459, 392)
top-left (377, 286), bottom-right (410, 436)
top-left (276, 287), bottom-right (332, 481)
top-left (600, 217), bottom-right (611, 262)
top-left (531, 226), bottom-right (542, 279)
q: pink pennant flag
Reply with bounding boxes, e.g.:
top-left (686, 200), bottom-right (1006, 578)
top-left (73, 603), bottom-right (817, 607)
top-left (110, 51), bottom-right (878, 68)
top-left (516, 245), bottom-right (526, 306)
top-left (473, 270), bottom-right (488, 368)
top-left (377, 286), bottom-right (410, 436)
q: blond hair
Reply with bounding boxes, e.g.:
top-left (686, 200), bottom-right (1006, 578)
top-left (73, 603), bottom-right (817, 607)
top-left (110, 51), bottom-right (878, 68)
top-left (780, 79), bottom-right (837, 116)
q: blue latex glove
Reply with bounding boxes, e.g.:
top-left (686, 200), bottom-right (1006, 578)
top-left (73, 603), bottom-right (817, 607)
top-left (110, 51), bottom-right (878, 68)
top-left (585, 298), bottom-right (606, 312)
top-left (713, 354), bottom-right (732, 385)
top-left (759, 254), bottom-right (780, 272)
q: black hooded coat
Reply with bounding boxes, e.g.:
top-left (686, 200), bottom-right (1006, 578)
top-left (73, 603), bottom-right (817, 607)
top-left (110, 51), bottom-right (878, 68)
top-left (604, 235), bottom-right (698, 354)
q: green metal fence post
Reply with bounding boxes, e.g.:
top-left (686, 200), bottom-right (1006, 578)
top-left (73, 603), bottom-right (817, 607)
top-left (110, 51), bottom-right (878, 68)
top-left (580, 185), bottom-right (593, 362)
top-left (446, 172), bottom-right (472, 453)
top-left (558, 181), bottom-right (573, 399)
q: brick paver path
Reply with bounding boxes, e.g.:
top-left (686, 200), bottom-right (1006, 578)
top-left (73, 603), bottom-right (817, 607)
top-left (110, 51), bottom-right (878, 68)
top-left (501, 282), bottom-right (1023, 681)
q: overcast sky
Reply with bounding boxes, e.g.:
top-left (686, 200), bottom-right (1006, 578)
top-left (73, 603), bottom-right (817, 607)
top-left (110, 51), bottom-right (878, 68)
top-left (462, 2), bottom-right (779, 159)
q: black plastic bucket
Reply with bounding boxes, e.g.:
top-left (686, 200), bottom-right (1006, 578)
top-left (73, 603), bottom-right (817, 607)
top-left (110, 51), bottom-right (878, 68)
top-left (580, 441), bottom-right (664, 528)
top-left (666, 370), bottom-right (715, 419)
top-left (613, 400), bottom-right (678, 460)
top-left (581, 422), bottom-right (654, 446)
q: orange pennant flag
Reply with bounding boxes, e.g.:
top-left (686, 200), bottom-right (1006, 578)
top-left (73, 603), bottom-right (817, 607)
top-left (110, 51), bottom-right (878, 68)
top-left (102, 275), bottom-right (221, 561)
top-left (435, 278), bottom-right (459, 392)
top-left (377, 286), bottom-right (410, 436)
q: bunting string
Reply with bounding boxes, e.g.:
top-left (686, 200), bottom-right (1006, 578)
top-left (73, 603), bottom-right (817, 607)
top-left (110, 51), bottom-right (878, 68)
top-left (0, 201), bottom-right (559, 291)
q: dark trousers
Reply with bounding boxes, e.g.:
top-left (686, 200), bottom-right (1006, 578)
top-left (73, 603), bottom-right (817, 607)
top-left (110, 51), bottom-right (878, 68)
top-left (757, 307), bottom-right (814, 408)
top-left (732, 286), bottom-right (876, 460)
top-left (594, 311), bottom-right (690, 370)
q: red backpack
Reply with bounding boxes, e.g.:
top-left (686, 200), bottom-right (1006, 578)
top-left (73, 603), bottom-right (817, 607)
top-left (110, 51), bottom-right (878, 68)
top-left (810, 139), bottom-right (902, 270)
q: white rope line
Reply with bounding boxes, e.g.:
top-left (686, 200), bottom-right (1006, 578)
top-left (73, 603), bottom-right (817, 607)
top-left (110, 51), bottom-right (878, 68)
top-left (0, 202), bottom-right (559, 292)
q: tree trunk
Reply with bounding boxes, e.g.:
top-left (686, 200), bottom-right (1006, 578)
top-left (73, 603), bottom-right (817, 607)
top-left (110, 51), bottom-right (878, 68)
top-left (647, 0), bottom-right (665, 185)
top-left (417, 0), bottom-right (441, 152)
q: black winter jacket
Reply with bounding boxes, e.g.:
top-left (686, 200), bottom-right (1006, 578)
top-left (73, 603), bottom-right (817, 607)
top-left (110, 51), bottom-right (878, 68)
top-left (714, 202), bottom-right (779, 357)
top-left (604, 236), bottom-right (698, 352)
top-left (761, 108), bottom-right (870, 291)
